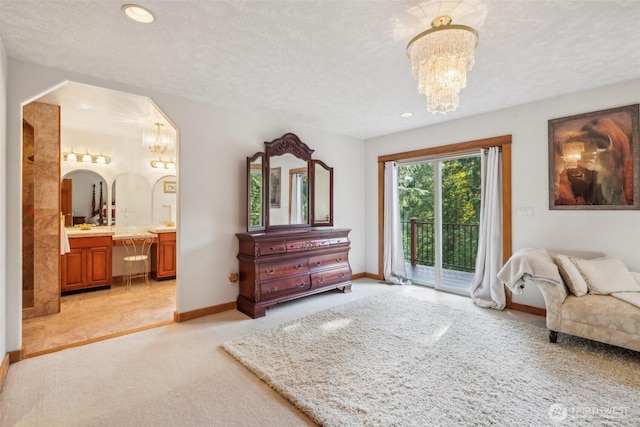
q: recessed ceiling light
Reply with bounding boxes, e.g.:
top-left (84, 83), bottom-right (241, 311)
top-left (400, 112), bottom-right (414, 118)
top-left (122, 4), bottom-right (155, 23)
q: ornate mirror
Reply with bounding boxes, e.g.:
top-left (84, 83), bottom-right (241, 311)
top-left (247, 152), bottom-right (265, 231)
top-left (265, 134), bottom-right (312, 230)
top-left (245, 133), bottom-right (334, 231)
top-left (311, 160), bottom-right (333, 226)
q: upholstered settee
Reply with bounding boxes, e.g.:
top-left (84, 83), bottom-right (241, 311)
top-left (498, 247), bottom-right (640, 352)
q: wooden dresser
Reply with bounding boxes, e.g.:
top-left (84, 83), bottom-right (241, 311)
top-left (236, 228), bottom-right (352, 318)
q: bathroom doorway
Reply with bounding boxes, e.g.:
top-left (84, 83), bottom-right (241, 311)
top-left (21, 82), bottom-right (179, 356)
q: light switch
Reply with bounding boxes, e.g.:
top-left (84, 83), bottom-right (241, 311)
top-left (516, 207), bottom-right (534, 219)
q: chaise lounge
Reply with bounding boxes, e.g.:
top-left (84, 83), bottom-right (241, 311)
top-left (499, 247), bottom-right (640, 352)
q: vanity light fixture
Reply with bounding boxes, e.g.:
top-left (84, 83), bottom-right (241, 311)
top-left (122, 4), bottom-right (155, 23)
top-left (62, 149), bottom-right (111, 164)
top-left (150, 158), bottom-right (176, 170)
top-left (143, 122), bottom-right (174, 154)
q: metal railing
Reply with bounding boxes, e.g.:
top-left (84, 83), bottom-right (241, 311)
top-left (402, 218), bottom-right (479, 273)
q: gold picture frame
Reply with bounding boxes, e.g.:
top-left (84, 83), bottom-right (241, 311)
top-left (548, 104), bottom-right (639, 210)
top-left (164, 181), bottom-right (177, 194)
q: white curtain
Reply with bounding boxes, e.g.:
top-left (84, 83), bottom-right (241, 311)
top-left (383, 161), bottom-right (411, 285)
top-left (470, 147), bottom-right (504, 309)
top-left (291, 173), bottom-right (303, 224)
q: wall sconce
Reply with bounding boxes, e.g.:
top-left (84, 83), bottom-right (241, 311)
top-left (62, 149), bottom-right (111, 164)
top-left (150, 158), bottom-right (176, 170)
top-left (144, 122), bottom-right (174, 153)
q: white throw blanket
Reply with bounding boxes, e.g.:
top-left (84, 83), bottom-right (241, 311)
top-left (497, 247), bottom-right (562, 294)
top-left (611, 292), bottom-right (640, 309)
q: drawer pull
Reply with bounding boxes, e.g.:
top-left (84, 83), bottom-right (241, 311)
top-left (336, 257), bottom-right (343, 262)
top-left (294, 264), bottom-right (303, 270)
top-left (314, 261), bottom-right (321, 267)
top-left (339, 273), bottom-right (346, 278)
top-left (264, 287), bottom-right (277, 294)
top-left (317, 278), bottom-right (324, 284)
top-left (296, 283), bottom-right (306, 288)
top-left (265, 268), bottom-right (275, 275)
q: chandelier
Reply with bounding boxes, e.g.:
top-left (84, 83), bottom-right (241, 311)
top-left (143, 122), bottom-right (174, 153)
top-left (406, 15), bottom-right (478, 114)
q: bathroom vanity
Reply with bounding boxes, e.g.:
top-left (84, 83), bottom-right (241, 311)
top-left (61, 226), bottom-right (177, 294)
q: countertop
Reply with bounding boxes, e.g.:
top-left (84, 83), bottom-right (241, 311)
top-left (65, 227), bottom-right (115, 238)
top-left (65, 226), bottom-right (176, 239)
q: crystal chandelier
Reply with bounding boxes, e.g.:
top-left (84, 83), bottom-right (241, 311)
top-left (406, 16), bottom-right (478, 114)
top-left (143, 122), bottom-right (174, 153)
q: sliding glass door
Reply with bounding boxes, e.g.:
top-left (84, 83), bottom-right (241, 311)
top-left (398, 154), bottom-right (481, 295)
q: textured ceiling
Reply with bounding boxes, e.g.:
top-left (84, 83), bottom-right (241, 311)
top-left (1, 0), bottom-right (639, 140)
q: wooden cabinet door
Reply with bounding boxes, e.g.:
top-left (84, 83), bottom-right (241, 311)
top-left (87, 245), bottom-right (112, 286)
top-left (157, 239), bottom-right (176, 278)
top-left (62, 248), bottom-right (86, 290)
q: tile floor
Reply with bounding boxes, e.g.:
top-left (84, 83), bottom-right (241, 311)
top-left (22, 279), bottom-right (176, 356)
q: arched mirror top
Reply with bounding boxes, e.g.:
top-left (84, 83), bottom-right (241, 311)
top-left (245, 133), bottom-right (334, 232)
top-left (265, 133), bottom-right (314, 161)
top-left (61, 170), bottom-right (108, 227)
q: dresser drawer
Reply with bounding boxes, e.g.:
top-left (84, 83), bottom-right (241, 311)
top-left (311, 265), bottom-right (351, 288)
top-left (258, 257), bottom-right (309, 281)
top-left (261, 274), bottom-right (311, 299)
top-left (309, 251), bottom-right (349, 272)
top-left (256, 241), bottom-right (287, 256)
top-left (285, 239), bottom-right (331, 252)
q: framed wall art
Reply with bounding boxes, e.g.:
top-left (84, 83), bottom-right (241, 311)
top-left (164, 181), bottom-right (177, 193)
top-left (548, 104), bottom-right (639, 210)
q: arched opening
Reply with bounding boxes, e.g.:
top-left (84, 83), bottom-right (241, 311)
top-left (21, 81), bottom-right (179, 356)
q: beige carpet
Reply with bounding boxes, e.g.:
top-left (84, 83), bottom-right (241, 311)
top-left (223, 292), bottom-right (640, 427)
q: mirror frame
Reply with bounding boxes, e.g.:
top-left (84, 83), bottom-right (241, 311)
top-left (310, 159), bottom-right (333, 227)
top-left (246, 152), bottom-right (266, 231)
top-left (264, 133), bottom-right (314, 231)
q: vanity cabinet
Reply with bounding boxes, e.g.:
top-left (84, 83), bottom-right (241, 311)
top-left (61, 236), bottom-right (112, 293)
top-left (152, 231), bottom-right (177, 280)
top-left (236, 228), bottom-right (352, 318)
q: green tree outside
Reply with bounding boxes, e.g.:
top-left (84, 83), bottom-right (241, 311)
top-left (398, 157), bottom-right (481, 271)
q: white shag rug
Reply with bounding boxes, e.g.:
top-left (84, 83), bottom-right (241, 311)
top-left (222, 292), bottom-right (640, 427)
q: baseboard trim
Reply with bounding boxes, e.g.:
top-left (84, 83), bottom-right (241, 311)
top-left (174, 301), bottom-right (237, 322)
top-left (9, 345), bottom-right (25, 363)
top-left (0, 354), bottom-right (10, 392)
top-left (25, 322), bottom-right (174, 359)
top-left (351, 272), bottom-right (366, 280)
top-left (363, 272), bottom-right (383, 280)
top-left (510, 302), bottom-right (546, 316)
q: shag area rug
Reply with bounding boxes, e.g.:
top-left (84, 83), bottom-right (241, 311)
top-left (222, 292), bottom-right (640, 426)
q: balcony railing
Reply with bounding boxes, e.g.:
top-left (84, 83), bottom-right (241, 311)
top-left (402, 218), bottom-right (479, 273)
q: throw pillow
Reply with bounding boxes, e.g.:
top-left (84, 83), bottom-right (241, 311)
top-left (571, 257), bottom-right (640, 295)
top-left (555, 254), bottom-right (588, 297)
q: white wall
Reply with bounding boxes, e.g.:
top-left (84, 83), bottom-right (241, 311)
top-left (5, 59), bottom-right (365, 352)
top-left (0, 35), bottom-right (8, 359)
top-left (365, 79), bottom-right (640, 308)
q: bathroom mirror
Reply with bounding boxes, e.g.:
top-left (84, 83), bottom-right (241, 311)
top-left (61, 170), bottom-right (108, 226)
top-left (152, 175), bottom-right (177, 225)
top-left (245, 133), bottom-right (333, 231)
top-left (112, 172), bottom-right (152, 226)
